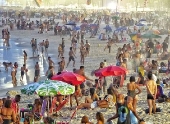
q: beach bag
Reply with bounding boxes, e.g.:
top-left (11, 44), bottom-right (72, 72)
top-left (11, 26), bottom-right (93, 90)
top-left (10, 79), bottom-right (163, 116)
top-left (145, 108), bottom-right (161, 113)
top-left (117, 106), bottom-right (129, 124)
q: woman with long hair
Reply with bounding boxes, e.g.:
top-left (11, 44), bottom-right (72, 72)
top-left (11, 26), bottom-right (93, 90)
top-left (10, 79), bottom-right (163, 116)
top-left (96, 112), bottom-right (104, 124)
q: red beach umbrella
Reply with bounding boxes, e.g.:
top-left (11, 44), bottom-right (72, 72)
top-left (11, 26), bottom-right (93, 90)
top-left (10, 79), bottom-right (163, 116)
top-left (95, 65), bottom-right (127, 77)
top-left (51, 72), bottom-right (86, 86)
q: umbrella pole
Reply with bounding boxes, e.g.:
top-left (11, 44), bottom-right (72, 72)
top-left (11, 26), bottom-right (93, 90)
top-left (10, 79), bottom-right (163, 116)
top-left (51, 96), bottom-right (53, 114)
top-left (48, 97), bottom-right (50, 115)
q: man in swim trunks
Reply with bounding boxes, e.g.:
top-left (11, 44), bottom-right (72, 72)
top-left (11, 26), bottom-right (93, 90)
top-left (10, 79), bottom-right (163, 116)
top-left (75, 66), bottom-right (93, 95)
top-left (123, 50), bottom-right (130, 61)
top-left (66, 47), bottom-right (76, 67)
top-left (85, 40), bottom-right (90, 56)
top-left (48, 57), bottom-right (54, 68)
top-left (146, 72), bottom-right (157, 115)
top-left (20, 64), bottom-right (26, 82)
top-left (34, 62), bottom-right (40, 82)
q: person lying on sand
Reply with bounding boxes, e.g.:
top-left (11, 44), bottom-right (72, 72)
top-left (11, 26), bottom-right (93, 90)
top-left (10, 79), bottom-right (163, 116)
top-left (76, 88), bottom-right (114, 109)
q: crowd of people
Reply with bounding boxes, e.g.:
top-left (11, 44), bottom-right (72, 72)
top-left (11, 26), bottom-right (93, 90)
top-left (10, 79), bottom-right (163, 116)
top-left (1, 9), bottom-right (170, 124)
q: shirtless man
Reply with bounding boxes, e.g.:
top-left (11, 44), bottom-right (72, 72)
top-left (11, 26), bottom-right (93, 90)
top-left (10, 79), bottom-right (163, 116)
top-left (58, 44), bottom-right (63, 58)
top-left (39, 41), bottom-right (44, 56)
top-left (44, 39), bottom-right (49, 55)
top-left (123, 50), bottom-right (130, 61)
top-left (104, 39), bottom-right (118, 53)
top-left (34, 62), bottom-right (40, 82)
top-left (20, 64), bottom-right (26, 82)
top-left (85, 40), bottom-right (90, 56)
top-left (60, 57), bottom-right (65, 72)
top-left (75, 66), bottom-right (93, 95)
top-left (146, 72), bottom-right (157, 115)
top-left (80, 46), bottom-right (86, 65)
top-left (30, 38), bottom-right (35, 56)
top-left (66, 47), bottom-right (76, 67)
top-left (48, 57), bottom-right (54, 68)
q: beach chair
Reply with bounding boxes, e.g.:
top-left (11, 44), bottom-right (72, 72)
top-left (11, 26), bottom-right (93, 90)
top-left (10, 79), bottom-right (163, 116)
top-left (50, 97), bottom-right (69, 117)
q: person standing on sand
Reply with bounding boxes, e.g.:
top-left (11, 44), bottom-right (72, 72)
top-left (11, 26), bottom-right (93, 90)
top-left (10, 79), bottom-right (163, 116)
top-left (61, 38), bottom-right (65, 54)
top-left (60, 57), bottom-right (65, 72)
top-left (123, 50), bottom-right (130, 61)
top-left (58, 44), bottom-right (63, 58)
top-left (23, 50), bottom-right (27, 65)
top-left (146, 72), bottom-right (157, 115)
top-left (85, 40), bottom-right (90, 56)
top-left (127, 76), bottom-right (141, 112)
top-left (75, 66), bottom-right (93, 95)
top-left (44, 39), bottom-right (49, 55)
top-left (30, 38), bottom-right (35, 56)
top-left (80, 46), bottom-right (86, 65)
top-left (66, 47), bottom-right (76, 67)
top-left (11, 67), bottom-right (17, 86)
top-left (48, 57), bottom-right (54, 68)
top-left (104, 39), bottom-right (114, 53)
top-left (20, 64), bottom-right (26, 82)
top-left (34, 62), bottom-right (40, 82)
top-left (39, 40), bottom-right (44, 56)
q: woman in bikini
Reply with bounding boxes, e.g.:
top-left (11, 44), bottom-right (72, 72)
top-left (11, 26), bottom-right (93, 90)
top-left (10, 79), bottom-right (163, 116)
top-left (0, 100), bottom-right (16, 124)
top-left (127, 76), bottom-right (141, 112)
top-left (85, 88), bottom-right (99, 104)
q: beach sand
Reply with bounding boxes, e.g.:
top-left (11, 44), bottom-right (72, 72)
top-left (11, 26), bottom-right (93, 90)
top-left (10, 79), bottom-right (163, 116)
top-left (0, 21), bottom-right (170, 124)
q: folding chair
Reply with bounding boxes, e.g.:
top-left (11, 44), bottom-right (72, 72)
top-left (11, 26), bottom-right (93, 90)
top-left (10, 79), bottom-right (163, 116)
top-left (50, 97), bottom-right (69, 117)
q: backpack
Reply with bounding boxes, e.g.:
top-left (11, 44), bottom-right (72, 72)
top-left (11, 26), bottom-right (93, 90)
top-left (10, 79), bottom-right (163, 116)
top-left (117, 105), bottom-right (129, 124)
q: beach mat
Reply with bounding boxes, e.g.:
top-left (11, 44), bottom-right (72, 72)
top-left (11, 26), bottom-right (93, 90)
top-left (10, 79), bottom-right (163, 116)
top-left (145, 108), bottom-right (161, 114)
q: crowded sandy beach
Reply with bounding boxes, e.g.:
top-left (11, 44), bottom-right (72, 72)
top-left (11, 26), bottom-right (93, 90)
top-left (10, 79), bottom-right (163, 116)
top-left (0, 0), bottom-right (170, 124)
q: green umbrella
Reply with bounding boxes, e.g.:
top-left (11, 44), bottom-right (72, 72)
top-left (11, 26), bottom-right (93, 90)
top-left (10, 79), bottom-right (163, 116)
top-left (21, 81), bottom-right (43, 95)
top-left (35, 80), bottom-right (75, 96)
top-left (141, 33), bottom-right (161, 39)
